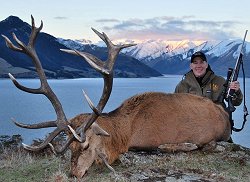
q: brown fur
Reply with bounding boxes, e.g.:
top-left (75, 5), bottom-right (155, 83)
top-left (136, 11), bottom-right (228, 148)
top-left (69, 92), bottom-right (231, 178)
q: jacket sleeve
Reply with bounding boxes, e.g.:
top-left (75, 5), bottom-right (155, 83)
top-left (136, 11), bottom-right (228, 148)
top-left (175, 80), bottom-right (189, 93)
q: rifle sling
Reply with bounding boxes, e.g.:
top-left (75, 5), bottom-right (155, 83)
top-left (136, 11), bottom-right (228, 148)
top-left (230, 58), bottom-right (249, 132)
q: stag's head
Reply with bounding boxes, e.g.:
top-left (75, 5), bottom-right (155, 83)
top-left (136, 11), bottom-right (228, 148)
top-left (69, 119), bottom-right (110, 178)
top-left (2, 15), bottom-right (135, 178)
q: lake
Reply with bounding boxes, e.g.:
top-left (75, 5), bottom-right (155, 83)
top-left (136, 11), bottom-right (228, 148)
top-left (0, 76), bottom-right (249, 148)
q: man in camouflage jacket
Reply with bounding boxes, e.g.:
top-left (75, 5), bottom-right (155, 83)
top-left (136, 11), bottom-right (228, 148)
top-left (175, 51), bottom-right (243, 108)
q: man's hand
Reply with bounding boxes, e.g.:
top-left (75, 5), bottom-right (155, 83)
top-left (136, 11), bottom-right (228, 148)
top-left (229, 81), bottom-right (240, 91)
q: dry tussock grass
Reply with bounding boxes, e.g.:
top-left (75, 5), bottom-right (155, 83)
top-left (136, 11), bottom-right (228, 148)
top-left (0, 141), bottom-right (250, 181)
top-left (0, 148), bottom-right (34, 169)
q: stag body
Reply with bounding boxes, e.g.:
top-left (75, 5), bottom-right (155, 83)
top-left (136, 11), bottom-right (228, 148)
top-left (69, 92), bottom-right (231, 177)
top-left (3, 16), bottom-right (231, 179)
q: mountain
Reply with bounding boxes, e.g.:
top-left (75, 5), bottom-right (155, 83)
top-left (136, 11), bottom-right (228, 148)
top-left (0, 16), bottom-right (162, 78)
top-left (123, 39), bottom-right (250, 77)
top-left (2, 16), bottom-right (248, 79)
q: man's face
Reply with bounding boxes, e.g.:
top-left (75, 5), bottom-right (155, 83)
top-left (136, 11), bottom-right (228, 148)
top-left (190, 57), bottom-right (208, 77)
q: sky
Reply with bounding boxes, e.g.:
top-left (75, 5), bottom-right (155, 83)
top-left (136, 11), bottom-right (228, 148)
top-left (1, 0), bottom-right (250, 43)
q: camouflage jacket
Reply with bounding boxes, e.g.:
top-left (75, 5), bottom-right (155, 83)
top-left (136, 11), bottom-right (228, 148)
top-left (175, 70), bottom-right (243, 107)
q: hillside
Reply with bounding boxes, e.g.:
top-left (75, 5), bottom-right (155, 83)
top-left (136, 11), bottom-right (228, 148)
top-left (0, 16), bottom-right (162, 78)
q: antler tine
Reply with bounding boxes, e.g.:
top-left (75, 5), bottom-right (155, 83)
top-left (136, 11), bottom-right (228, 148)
top-left (12, 118), bottom-right (57, 129)
top-left (8, 73), bottom-right (43, 94)
top-left (4, 16), bottom-right (76, 152)
top-left (92, 28), bottom-right (136, 71)
top-left (61, 49), bottom-right (107, 74)
top-left (29, 15), bottom-right (43, 48)
top-left (22, 127), bottom-right (62, 152)
top-left (91, 28), bottom-right (109, 45)
top-left (76, 51), bottom-right (108, 75)
top-left (60, 49), bottom-right (78, 55)
top-left (48, 137), bottom-right (75, 154)
top-left (12, 33), bottom-right (26, 51)
top-left (1, 34), bottom-right (22, 52)
top-left (106, 42), bottom-right (137, 71)
top-left (119, 43), bottom-right (137, 49)
top-left (82, 90), bottom-right (101, 116)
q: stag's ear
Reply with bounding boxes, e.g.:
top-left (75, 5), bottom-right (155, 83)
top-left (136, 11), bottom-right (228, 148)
top-left (92, 123), bottom-right (110, 137)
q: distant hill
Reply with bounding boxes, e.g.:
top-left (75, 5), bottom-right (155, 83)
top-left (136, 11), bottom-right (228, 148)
top-left (0, 16), bottom-right (162, 78)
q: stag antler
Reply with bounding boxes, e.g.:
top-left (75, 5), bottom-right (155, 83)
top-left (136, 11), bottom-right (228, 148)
top-left (2, 15), bottom-right (78, 152)
top-left (3, 15), bottom-right (135, 154)
top-left (59, 28), bottom-right (136, 151)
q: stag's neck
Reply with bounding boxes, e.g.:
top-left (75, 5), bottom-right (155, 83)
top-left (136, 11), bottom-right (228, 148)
top-left (96, 93), bottom-right (156, 163)
top-left (97, 112), bottom-right (133, 163)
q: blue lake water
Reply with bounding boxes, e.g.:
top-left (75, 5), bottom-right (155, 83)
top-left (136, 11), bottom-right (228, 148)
top-left (0, 76), bottom-right (249, 148)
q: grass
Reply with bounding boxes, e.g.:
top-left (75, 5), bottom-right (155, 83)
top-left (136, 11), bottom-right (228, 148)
top-left (164, 151), bottom-right (250, 181)
top-left (0, 148), bottom-right (71, 182)
top-left (0, 142), bottom-right (250, 181)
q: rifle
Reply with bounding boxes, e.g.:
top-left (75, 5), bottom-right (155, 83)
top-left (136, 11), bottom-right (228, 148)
top-left (225, 30), bottom-right (249, 132)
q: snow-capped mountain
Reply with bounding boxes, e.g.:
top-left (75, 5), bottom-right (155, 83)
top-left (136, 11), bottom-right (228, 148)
top-left (206, 39), bottom-right (249, 59)
top-left (58, 36), bottom-right (250, 77)
top-left (57, 38), bottom-right (95, 51)
top-left (123, 39), bottom-right (250, 63)
top-left (56, 28), bottom-right (250, 77)
top-left (118, 39), bottom-right (249, 77)
top-left (122, 40), bottom-right (215, 63)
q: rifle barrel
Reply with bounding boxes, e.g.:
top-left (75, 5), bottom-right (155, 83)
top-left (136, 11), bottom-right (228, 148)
top-left (226, 30), bottom-right (248, 98)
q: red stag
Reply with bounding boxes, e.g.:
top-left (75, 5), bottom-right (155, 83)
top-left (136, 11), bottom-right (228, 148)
top-left (2, 16), bottom-right (231, 178)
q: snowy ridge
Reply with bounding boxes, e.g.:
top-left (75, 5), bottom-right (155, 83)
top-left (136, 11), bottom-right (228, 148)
top-left (57, 36), bottom-right (250, 66)
top-left (123, 39), bottom-right (250, 64)
top-left (57, 38), bottom-right (86, 50)
top-left (57, 38), bottom-right (94, 51)
top-left (124, 40), bottom-right (202, 58)
top-left (119, 39), bottom-right (207, 64)
top-left (207, 40), bottom-right (241, 57)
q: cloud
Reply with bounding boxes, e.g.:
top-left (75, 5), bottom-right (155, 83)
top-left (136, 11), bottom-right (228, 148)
top-left (96, 19), bottom-right (120, 23)
top-left (54, 16), bottom-right (68, 20)
top-left (96, 16), bottom-right (241, 41)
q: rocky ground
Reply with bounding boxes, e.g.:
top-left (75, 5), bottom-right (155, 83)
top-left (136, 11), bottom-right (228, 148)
top-left (82, 141), bottom-right (250, 182)
top-left (0, 135), bottom-right (250, 182)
